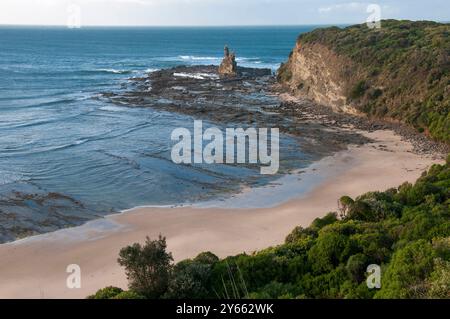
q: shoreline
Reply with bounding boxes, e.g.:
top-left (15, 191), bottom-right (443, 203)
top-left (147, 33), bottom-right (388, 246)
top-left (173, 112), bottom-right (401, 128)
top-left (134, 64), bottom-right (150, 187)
top-left (6, 144), bottom-right (343, 247)
top-left (0, 128), bottom-right (443, 299)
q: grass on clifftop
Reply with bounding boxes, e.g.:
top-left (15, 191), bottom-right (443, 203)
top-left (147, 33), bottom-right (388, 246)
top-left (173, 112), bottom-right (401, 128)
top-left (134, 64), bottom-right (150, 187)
top-left (281, 20), bottom-right (450, 143)
top-left (89, 156), bottom-right (450, 299)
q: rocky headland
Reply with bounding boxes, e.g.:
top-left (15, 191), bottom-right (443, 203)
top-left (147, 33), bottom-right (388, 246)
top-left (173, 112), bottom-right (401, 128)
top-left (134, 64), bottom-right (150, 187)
top-left (277, 20), bottom-right (450, 145)
top-left (101, 43), bottom-right (448, 157)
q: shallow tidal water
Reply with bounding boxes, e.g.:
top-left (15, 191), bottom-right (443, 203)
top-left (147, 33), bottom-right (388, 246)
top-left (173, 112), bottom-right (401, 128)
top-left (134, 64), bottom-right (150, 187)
top-left (0, 26), bottom-right (320, 242)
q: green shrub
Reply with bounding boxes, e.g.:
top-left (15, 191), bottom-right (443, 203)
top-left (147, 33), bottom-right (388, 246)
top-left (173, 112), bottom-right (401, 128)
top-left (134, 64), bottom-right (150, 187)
top-left (194, 252), bottom-right (219, 265)
top-left (118, 235), bottom-right (173, 299)
top-left (350, 80), bottom-right (368, 99)
top-left (285, 226), bottom-right (315, 243)
top-left (346, 254), bottom-right (368, 283)
top-left (112, 291), bottom-right (146, 299)
top-left (164, 260), bottom-right (214, 299)
top-left (310, 212), bottom-right (338, 231)
top-left (87, 286), bottom-right (123, 299)
top-left (376, 240), bottom-right (435, 298)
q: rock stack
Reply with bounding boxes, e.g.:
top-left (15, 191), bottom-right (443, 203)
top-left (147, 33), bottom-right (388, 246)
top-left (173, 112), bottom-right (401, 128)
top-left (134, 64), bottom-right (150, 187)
top-left (218, 45), bottom-right (238, 76)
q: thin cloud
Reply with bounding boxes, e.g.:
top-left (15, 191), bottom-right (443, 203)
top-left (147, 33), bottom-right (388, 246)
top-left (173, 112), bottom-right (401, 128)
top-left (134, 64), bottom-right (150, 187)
top-left (318, 2), bottom-right (367, 14)
top-left (0, 0), bottom-right (446, 26)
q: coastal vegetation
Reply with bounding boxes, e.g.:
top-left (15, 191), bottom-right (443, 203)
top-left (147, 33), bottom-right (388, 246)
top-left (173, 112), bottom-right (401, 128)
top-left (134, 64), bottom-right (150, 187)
top-left (89, 156), bottom-right (450, 299)
top-left (278, 20), bottom-right (450, 143)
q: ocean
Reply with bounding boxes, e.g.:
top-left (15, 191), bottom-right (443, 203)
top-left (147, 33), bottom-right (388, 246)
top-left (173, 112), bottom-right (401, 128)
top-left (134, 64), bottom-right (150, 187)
top-left (0, 26), bottom-right (319, 241)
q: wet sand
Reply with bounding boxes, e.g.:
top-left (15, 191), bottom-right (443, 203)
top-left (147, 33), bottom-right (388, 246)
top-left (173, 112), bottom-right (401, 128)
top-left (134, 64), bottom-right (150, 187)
top-left (0, 129), bottom-right (442, 299)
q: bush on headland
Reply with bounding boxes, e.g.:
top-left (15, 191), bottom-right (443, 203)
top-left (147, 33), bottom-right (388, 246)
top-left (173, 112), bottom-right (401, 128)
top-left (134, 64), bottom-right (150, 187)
top-left (278, 20), bottom-right (450, 143)
top-left (89, 157), bottom-right (450, 299)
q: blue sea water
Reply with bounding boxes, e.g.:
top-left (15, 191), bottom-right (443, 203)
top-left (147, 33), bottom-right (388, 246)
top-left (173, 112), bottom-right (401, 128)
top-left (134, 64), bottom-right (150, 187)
top-left (0, 26), bottom-right (319, 233)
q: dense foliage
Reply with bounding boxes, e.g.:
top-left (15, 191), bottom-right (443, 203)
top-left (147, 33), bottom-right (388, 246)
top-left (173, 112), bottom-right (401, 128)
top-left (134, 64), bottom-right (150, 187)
top-left (90, 157), bottom-right (450, 299)
top-left (280, 20), bottom-right (450, 143)
top-left (117, 235), bottom-right (173, 298)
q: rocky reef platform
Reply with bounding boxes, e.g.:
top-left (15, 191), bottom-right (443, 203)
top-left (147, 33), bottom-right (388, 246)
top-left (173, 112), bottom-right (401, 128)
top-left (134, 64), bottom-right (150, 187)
top-left (101, 64), bottom-right (371, 155)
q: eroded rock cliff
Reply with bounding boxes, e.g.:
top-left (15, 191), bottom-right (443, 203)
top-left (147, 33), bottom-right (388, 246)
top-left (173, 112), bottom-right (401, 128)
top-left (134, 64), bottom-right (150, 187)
top-left (278, 42), bottom-right (362, 115)
top-left (278, 20), bottom-right (450, 143)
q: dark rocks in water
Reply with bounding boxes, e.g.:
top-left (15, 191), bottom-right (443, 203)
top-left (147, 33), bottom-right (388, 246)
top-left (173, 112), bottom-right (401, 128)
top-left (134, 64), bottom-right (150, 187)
top-left (103, 64), bottom-right (277, 123)
top-left (0, 184), bottom-right (104, 243)
top-left (218, 45), bottom-right (238, 76)
top-left (101, 64), bottom-right (372, 159)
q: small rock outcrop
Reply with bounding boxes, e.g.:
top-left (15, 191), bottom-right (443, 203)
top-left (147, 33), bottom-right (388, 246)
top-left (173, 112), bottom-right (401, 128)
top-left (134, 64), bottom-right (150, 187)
top-left (218, 46), bottom-right (238, 76)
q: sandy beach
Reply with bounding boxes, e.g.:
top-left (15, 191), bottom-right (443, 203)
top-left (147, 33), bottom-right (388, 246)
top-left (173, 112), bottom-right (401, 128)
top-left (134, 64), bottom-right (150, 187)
top-left (0, 129), bottom-right (443, 299)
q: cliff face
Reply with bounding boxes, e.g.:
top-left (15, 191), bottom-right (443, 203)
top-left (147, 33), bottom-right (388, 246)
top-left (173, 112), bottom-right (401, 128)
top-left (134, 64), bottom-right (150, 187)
top-left (279, 42), bottom-right (361, 114)
top-left (278, 20), bottom-right (450, 143)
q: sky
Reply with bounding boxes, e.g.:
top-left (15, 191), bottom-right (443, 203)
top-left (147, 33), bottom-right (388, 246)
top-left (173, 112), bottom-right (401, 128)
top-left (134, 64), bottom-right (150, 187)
top-left (0, 0), bottom-right (448, 26)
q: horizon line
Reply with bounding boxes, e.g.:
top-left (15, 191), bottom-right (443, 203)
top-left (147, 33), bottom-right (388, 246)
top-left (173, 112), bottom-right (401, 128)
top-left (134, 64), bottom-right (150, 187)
top-left (0, 23), bottom-right (343, 28)
top-left (0, 19), bottom-right (447, 28)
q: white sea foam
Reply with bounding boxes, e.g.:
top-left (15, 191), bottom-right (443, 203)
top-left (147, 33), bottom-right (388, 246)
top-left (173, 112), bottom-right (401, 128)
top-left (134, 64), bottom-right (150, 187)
top-left (96, 68), bottom-right (131, 74)
top-left (178, 55), bottom-right (279, 70)
top-left (178, 55), bottom-right (250, 63)
top-left (95, 68), bottom-right (158, 75)
top-left (0, 171), bottom-right (26, 185)
top-left (100, 105), bottom-right (128, 112)
top-left (179, 55), bottom-right (219, 61)
top-left (173, 72), bottom-right (219, 80)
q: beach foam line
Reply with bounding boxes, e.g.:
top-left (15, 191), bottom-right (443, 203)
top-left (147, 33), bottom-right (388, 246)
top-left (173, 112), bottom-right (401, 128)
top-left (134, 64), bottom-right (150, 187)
top-left (8, 217), bottom-right (128, 246)
top-left (120, 204), bottom-right (187, 214)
